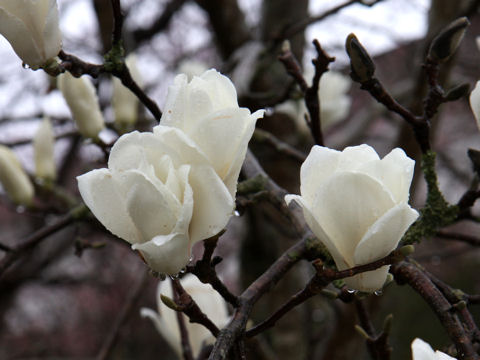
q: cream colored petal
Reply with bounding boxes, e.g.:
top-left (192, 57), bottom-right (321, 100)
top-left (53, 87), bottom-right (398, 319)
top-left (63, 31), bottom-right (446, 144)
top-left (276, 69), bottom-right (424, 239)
top-left (77, 169), bottom-right (141, 244)
top-left (132, 233), bottom-right (191, 275)
top-left (285, 194), bottom-right (349, 270)
top-left (300, 145), bottom-right (342, 206)
top-left (354, 203), bottom-right (418, 266)
top-left (188, 165), bottom-right (234, 243)
top-left (469, 80), bottom-right (480, 131)
top-left (344, 265), bottom-right (390, 292)
top-left (337, 144), bottom-right (380, 171)
top-left (140, 307), bottom-right (181, 357)
top-left (199, 69), bottom-right (238, 109)
top-left (160, 73), bottom-right (189, 129)
top-left (189, 108), bottom-right (261, 186)
top-left (34, 117), bottom-right (56, 180)
top-left (311, 172), bottom-right (396, 265)
top-left (0, 145), bottom-right (34, 205)
top-left (0, 7), bottom-right (42, 66)
top-left (57, 73), bottom-right (104, 139)
top-left (357, 148), bottom-right (415, 203)
top-left (411, 338), bottom-right (437, 360)
top-left (41, 0), bottom-right (61, 60)
top-left (120, 170), bottom-right (181, 241)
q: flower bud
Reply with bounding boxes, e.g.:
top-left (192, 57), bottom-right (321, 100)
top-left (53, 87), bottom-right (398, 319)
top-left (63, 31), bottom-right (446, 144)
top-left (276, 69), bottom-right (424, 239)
top-left (58, 72), bottom-right (105, 139)
top-left (0, 0), bottom-right (62, 69)
top-left (428, 17), bottom-right (469, 62)
top-left (112, 54), bottom-right (143, 132)
top-left (0, 145), bottom-right (34, 206)
top-left (34, 117), bottom-right (56, 181)
top-left (345, 33), bottom-right (375, 83)
top-left (445, 83), bottom-right (470, 102)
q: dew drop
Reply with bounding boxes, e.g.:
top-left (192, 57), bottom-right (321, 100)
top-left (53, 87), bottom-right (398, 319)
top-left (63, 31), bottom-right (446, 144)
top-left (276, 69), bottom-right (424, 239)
top-left (346, 289), bottom-right (356, 294)
top-left (169, 274), bottom-right (179, 280)
top-left (374, 290), bottom-right (383, 296)
top-left (234, 210), bottom-right (240, 217)
top-left (179, 268), bottom-right (186, 274)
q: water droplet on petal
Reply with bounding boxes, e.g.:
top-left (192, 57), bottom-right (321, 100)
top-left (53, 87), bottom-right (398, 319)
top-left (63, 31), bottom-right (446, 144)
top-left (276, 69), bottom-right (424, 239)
top-left (234, 210), bottom-right (240, 217)
top-left (169, 274), bottom-right (179, 280)
top-left (347, 289), bottom-right (356, 294)
top-left (374, 290), bottom-right (383, 296)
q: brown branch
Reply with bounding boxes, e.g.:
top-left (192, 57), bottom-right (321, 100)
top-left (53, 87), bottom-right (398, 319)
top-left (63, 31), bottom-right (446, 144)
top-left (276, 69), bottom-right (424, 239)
top-left (110, 0), bottom-right (123, 46)
top-left (391, 261), bottom-right (478, 360)
top-left (172, 279), bottom-right (220, 337)
top-left (245, 247), bottom-right (408, 338)
top-left (187, 234), bottom-right (240, 307)
top-left (252, 128), bottom-right (306, 163)
top-left (96, 270), bottom-right (149, 360)
top-left (0, 205), bottom-right (86, 278)
top-left (173, 280), bottom-right (195, 360)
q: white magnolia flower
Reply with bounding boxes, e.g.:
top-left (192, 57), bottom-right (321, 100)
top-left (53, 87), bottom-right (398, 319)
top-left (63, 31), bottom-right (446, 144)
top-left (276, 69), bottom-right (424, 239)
top-left (469, 80), bottom-right (480, 131)
top-left (58, 72), bottom-right (105, 139)
top-left (276, 70), bottom-right (351, 134)
top-left (411, 338), bottom-right (456, 360)
top-left (141, 275), bottom-right (229, 358)
top-left (77, 128), bottom-right (234, 275)
top-left (112, 54), bottom-right (143, 130)
top-left (0, 145), bottom-right (34, 205)
top-left (0, 0), bottom-right (62, 68)
top-left (34, 117), bottom-right (56, 181)
top-left (285, 144), bottom-right (419, 292)
top-left (158, 69), bottom-right (264, 197)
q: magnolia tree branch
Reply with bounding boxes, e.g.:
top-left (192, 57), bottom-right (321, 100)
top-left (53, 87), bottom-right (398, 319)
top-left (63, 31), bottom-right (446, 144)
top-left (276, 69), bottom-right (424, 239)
top-left (0, 204), bottom-right (87, 279)
top-left (391, 261), bottom-right (479, 360)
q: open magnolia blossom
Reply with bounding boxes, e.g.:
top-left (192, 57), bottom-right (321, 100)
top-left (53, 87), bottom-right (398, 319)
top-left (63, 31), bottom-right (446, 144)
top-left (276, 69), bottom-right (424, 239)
top-left (34, 117), bottom-right (56, 181)
top-left (77, 128), bottom-right (234, 275)
top-left (58, 72), bottom-right (105, 140)
top-left (0, 0), bottom-right (62, 69)
top-left (141, 275), bottom-right (229, 358)
top-left (158, 69), bottom-right (264, 197)
top-left (276, 70), bottom-right (351, 134)
top-left (112, 54), bottom-right (143, 131)
top-left (469, 80), bottom-right (480, 131)
top-left (411, 338), bottom-right (456, 360)
top-left (285, 144), bottom-right (419, 292)
top-left (0, 145), bottom-right (34, 206)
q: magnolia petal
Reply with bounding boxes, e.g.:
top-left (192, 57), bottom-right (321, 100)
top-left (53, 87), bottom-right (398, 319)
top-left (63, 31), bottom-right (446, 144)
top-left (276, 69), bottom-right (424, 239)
top-left (121, 170), bottom-right (181, 242)
top-left (222, 110), bottom-right (264, 196)
top-left (132, 232), bottom-right (190, 275)
top-left (411, 338), bottom-right (438, 360)
top-left (354, 203), bottom-right (418, 266)
top-left (160, 74), bottom-right (189, 129)
top-left (190, 108), bottom-right (258, 181)
top-left (77, 169), bottom-right (140, 244)
top-left (358, 148), bottom-right (415, 203)
top-left (199, 69), bottom-right (238, 109)
top-left (0, 7), bottom-right (42, 66)
top-left (337, 144), bottom-right (380, 171)
top-left (285, 194), bottom-right (349, 270)
top-left (300, 146), bottom-right (342, 205)
top-left (140, 307), bottom-right (182, 357)
top-left (344, 265), bottom-right (390, 293)
top-left (188, 165), bottom-right (234, 243)
top-left (470, 80), bottom-right (480, 131)
top-left (311, 172), bottom-right (396, 265)
top-left (41, 0), bottom-right (61, 61)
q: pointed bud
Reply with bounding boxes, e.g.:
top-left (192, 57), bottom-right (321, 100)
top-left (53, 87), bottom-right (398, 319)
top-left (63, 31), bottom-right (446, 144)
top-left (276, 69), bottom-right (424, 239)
top-left (355, 325), bottom-right (371, 340)
top-left (0, 145), bottom-right (34, 206)
top-left (112, 54), bottom-right (143, 132)
top-left (160, 294), bottom-right (182, 311)
top-left (34, 117), bottom-right (56, 181)
top-left (445, 83), bottom-right (470, 102)
top-left (58, 72), bottom-right (105, 139)
top-left (345, 33), bottom-right (375, 83)
top-left (383, 314), bottom-right (393, 335)
top-left (428, 17), bottom-right (469, 62)
top-left (399, 245), bottom-right (415, 257)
